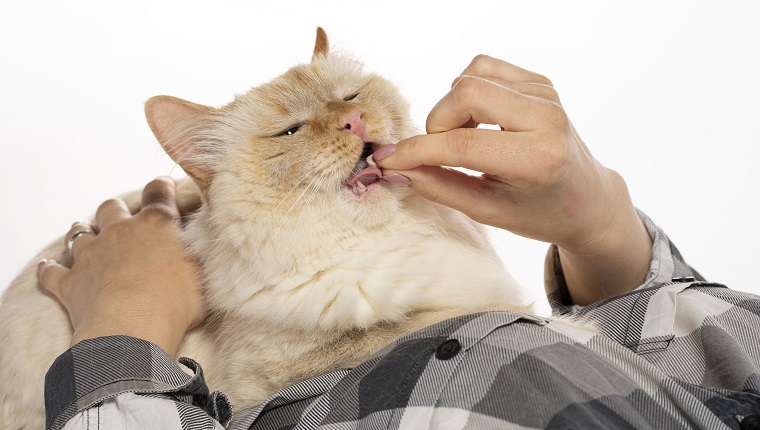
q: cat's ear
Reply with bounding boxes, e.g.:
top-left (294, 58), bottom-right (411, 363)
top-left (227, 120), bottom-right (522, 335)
top-left (145, 95), bottom-right (216, 186)
top-left (312, 27), bottom-right (329, 61)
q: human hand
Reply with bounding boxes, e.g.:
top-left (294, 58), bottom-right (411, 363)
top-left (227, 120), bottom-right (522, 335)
top-left (38, 177), bottom-right (205, 357)
top-left (376, 55), bottom-right (652, 305)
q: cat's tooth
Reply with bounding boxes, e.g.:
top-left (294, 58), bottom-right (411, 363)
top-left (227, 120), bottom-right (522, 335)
top-left (351, 183), bottom-right (363, 195)
top-left (366, 154), bottom-right (376, 167)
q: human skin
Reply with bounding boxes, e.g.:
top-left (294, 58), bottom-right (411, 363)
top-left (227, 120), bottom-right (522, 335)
top-left (38, 177), bottom-right (204, 357)
top-left (375, 55), bottom-right (652, 305)
top-left (37, 56), bottom-right (652, 355)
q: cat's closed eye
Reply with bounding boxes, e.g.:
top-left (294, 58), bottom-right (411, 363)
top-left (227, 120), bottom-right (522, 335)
top-left (343, 93), bottom-right (359, 101)
top-left (277, 123), bottom-right (306, 137)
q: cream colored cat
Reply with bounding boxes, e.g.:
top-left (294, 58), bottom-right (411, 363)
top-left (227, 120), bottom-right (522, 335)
top-left (0, 28), bottom-right (537, 429)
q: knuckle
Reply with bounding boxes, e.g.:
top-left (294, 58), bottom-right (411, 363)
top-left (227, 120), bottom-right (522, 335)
top-left (140, 205), bottom-right (175, 223)
top-left (143, 189), bottom-right (167, 203)
top-left (447, 128), bottom-right (475, 160)
top-left (534, 141), bottom-right (568, 185)
top-left (535, 101), bottom-right (569, 130)
top-left (450, 75), bottom-right (465, 89)
top-left (146, 177), bottom-right (173, 192)
top-left (143, 178), bottom-right (175, 200)
top-left (532, 72), bottom-right (553, 87)
top-left (468, 54), bottom-right (493, 75)
top-left (549, 104), bottom-right (570, 129)
top-left (531, 83), bottom-right (560, 103)
top-left (452, 76), bottom-right (482, 107)
top-left (545, 85), bottom-right (560, 99)
top-left (96, 220), bottom-right (131, 244)
top-left (96, 198), bottom-right (124, 215)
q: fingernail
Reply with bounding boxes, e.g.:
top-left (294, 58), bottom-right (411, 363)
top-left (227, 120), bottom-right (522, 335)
top-left (383, 173), bottom-right (411, 185)
top-left (373, 144), bottom-right (397, 161)
top-left (38, 259), bottom-right (48, 270)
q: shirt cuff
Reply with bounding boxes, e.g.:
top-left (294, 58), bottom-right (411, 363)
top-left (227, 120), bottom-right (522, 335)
top-left (44, 335), bottom-right (231, 430)
top-left (544, 208), bottom-right (705, 313)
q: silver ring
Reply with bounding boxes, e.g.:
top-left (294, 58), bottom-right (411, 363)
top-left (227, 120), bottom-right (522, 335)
top-left (67, 229), bottom-right (93, 253)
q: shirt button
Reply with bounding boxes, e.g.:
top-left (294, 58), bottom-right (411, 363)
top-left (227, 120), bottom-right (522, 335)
top-left (671, 276), bottom-right (696, 283)
top-left (741, 414), bottom-right (760, 430)
top-left (435, 339), bottom-right (462, 360)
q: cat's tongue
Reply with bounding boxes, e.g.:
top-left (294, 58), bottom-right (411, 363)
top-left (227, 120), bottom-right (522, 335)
top-left (348, 167), bottom-right (382, 196)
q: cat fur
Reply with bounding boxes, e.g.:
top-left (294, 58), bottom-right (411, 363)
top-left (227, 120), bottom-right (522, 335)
top-left (0, 28), bottom-right (537, 428)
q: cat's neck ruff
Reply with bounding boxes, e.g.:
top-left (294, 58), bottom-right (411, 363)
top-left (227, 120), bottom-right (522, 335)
top-left (182, 188), bottom-right (528, 334)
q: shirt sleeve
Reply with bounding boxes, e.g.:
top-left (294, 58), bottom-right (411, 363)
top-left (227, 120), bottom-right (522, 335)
top-left (544, 208), bottom-right (706, 313)
top-left (44, 335), bottom-right (231, 430)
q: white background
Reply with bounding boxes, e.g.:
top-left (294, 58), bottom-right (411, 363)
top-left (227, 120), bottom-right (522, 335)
top-left (1, 1), bottom-right (758, 301)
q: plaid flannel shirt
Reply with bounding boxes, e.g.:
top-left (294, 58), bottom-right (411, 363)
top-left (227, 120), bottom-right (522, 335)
top-left (44, 213), bottom-right (760, 429)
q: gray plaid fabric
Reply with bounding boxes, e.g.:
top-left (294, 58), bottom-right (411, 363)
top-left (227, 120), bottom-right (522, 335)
top-left (45, 336), bottom-right (231, 429)
top-left (44, 214), bottom-right (760, 429)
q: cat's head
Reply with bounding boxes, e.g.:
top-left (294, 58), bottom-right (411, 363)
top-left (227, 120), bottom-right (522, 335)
top-left (145, 28), bottom-right (416, 229)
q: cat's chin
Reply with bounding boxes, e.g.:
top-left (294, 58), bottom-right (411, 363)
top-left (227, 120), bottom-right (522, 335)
top-left (337, 181), bottom-right (400, 227)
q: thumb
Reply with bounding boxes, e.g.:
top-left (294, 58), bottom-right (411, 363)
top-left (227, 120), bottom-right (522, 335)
top-left (385, 165), bottom-right (501, 224)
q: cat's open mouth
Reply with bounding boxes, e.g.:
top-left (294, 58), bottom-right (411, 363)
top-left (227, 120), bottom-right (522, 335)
top-left (345, 142), bottom-right (382, 197)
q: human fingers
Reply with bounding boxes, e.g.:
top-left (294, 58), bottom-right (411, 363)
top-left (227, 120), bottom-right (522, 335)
top-left (95, 198), bottom-right (130, 231)
top-left (455, 55), bottom-right (559, 104)
top-left (451, 75), bottom-right (560, 105)
top-left (384, 165), bottom-right (507, 225)
top-left (427, 75), bottom-right (555, 134)
top-left (65, 221), bottom-right (96, 259)
top-left (140, 176), bottom-right (180, 221)
top-left (377, 128), bottom-right (558, 185)
top-left (37, 259), bottom-right (70, 303)
top-left (461, 54), bottom-right (553, 87)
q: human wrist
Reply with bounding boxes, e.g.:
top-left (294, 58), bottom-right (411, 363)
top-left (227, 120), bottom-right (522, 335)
top-left (70, 309), bottom-right (192, 358)
top-left (556, 171), bottom-right (652, 305)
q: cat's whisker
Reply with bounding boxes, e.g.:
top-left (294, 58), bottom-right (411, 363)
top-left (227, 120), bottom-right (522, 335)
top-left (189, 173), bottom-right (327, 250)
top-left (284, 173), bottom-right (321, 217)
top-left (267, 172), bottom-right (323, 245)
top-left (269, 174), bottom-right (311, 213)
top-left (284, 171), bottom-right (329, 255)
top-left (296, 172), bottom-right (327, 221)
top-left (281, 160), bottom-right (334, 214)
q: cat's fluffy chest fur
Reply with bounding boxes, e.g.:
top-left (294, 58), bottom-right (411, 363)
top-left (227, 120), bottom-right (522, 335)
top-left (0, 28), bottom-right (536, 427)
top-left (189, 180), bottom-right (514, 332)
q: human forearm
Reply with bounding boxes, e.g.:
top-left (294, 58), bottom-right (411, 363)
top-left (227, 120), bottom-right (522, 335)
top-left (556, 173), bottom-right (652, 305)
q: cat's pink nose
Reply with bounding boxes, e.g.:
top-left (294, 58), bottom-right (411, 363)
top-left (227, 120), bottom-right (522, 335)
top-left (339, 108), bottom-right (366, 140)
